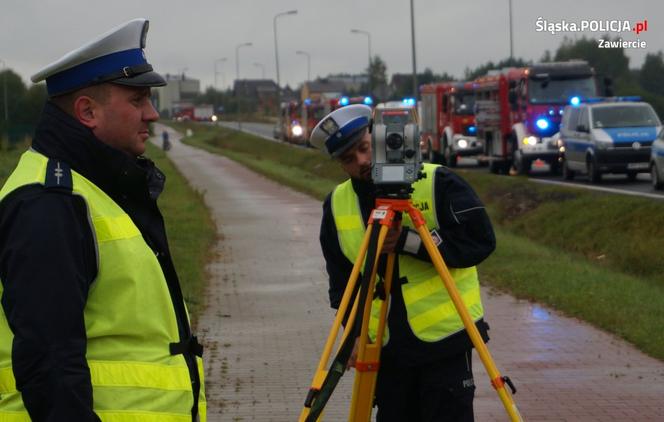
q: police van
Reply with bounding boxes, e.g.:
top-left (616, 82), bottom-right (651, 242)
top-left (650, 128), bottom-right (664, 190)
top-left (559, 98), bottom-right (662, 183)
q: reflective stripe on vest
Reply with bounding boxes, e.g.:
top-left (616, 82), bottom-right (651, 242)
top-left (331, 163), bottom-right (484, 343)
top-left (0, 150), bottom-right (206, 421)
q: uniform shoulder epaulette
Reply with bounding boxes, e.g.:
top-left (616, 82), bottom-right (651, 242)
top-left (44, 159), bottom-right (73, 191)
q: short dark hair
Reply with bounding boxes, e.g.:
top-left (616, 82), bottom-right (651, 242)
top-left (50, 84), bottom-right (111, 115)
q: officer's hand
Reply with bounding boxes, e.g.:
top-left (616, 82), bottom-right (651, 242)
top-left (346, 337), bottom-right (360, 371)
top-left (381, 226), bottom-right (402, 254)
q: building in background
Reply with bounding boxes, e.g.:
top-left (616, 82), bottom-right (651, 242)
top-left (233, 79), bottom-right (279, 114)
top-left (155, 74), bottom-right (201, 118)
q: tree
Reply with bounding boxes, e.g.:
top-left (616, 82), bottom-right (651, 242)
top-left (463, 57), bottom-right (530, 81)
top-left (0, 69), bottom-right (29, 142)
top-left (639, 52), bottom-right (664, 97)
top-left (554, 35), bottom-right (630, 82)
top-left (366, 55), bottom-right (388, 99)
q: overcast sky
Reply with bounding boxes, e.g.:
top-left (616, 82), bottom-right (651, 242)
top-left (1, 0), bottom-right (662, 91)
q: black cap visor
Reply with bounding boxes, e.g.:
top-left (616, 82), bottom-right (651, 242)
top-left (111, 70), bottom-right (166, 88)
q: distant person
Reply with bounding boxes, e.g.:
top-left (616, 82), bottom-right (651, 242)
top-left (162, 129), bottom-right (171, 150)
top-left (309, 104), bottom-right (496, 421)
top-left (0, 19), bottom-right (205, 421)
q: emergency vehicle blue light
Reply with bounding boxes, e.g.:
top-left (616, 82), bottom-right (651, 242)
top-left (339, 96), bottom-right (350, 106)
top-left (402, 97), bottom-right (416, 106)
top-left (363, 96), bottom-right (373, 105)
top-left (615, 96), bottom-right (642, 102)
top-left (536, 118), bottom-right (550, 130)
top-left (570, 96), bottom-right (581, 107)
top-left (468, 125), bottom-right (477, 134)
top-left (304, 98), bottom-right (311, 105)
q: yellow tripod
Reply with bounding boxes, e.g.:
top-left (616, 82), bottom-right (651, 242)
top-left (299, 198), bottom-right (523, 422)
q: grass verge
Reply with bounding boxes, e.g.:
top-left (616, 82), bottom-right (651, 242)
top-left (0, 141), bottom-right (216, 323)
top-left (172, 121), bottom-right (664, 360)
top-left (145, 142), bottom-right (217, 323)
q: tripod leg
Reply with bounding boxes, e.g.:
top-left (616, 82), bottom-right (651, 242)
top-left (301, 222), bottom-right (386, 422)
top-left (348, 251), bottom-right (395, 422)
top-left (299, 223), bottom-right (374, 422)
top-left (413, 223), bottom-right (523, 422)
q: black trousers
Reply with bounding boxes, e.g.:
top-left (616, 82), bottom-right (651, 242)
top-left (375, 350), bottom-right (475, 422)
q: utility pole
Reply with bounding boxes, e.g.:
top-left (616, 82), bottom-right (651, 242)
top-left (508, 0), bottom-right (514, 62)
top-left (350, 29), bottom-right (372, 96)
top-left (410, 0), bottom-right (418, 99)
top-left (235, 42), bottom-right (253, 131)
top-left (273, 10), bottom-right (298, 114)
top-left (0, 59), bottom-right (8, 123)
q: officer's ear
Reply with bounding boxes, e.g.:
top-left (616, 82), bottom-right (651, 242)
top-left (74, 94), bottom-right (105, 130)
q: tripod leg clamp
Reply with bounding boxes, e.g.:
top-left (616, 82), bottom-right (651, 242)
top-left (303, 388), bottom-right (319, 407)
top-left (355, 361), bottom-right (380, 372)
top-left (491, 375), bottom-right (517, 394)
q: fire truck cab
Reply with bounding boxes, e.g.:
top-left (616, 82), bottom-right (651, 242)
top-left (277, 100), bottom-right (329, 145)
top-left (419, 82), bottom-right (480, 167)
top-left (474, 61), bottom-right (598, 174)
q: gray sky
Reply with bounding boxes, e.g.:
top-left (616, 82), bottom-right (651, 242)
top-left (1, 0), bottom-right (662, 91)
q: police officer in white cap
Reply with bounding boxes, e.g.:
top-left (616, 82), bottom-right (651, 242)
top-left (311, 104), bottom-right (496, 421)
top-left (0, 19), bottom-right (206, 421)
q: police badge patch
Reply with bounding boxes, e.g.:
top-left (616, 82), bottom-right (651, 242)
top-left (320, 117), bottom-right (339, 136)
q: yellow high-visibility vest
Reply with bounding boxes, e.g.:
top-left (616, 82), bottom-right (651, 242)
top-left (331, 163), bottom-right (483, 343)
top-left (0, 150), bottom-right (206, 422)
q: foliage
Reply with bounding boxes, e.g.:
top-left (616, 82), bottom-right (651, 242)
top-left (639, 52), bottom-right (664, 97)
top-left (554, 35), bottom-right (631, 81)
top-left (0, 70), bottom-right (47, 143)
top-left (463, 57), bottom-right (531, 81)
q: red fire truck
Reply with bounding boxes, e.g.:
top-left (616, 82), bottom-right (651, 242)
top-left (277, 100), bottom-right (329, 145)
top-left (419, 82), bottom-right (480, 167)
top-left (474, 61), bottom-right (598, 174)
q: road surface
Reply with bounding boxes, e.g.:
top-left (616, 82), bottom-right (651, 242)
top-left (154, 124), bottom-right (664, 421)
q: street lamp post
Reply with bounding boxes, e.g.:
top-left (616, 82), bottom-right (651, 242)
top-left (214, 57), bottom-right (227, 90)
top-left (0, 59), bottom-right (8, 123)
top-left (410, 0), bottom-right (418, 99)
top-left (508, 0), bottom-right (514, 62)
top-left (235, 42), bottom-right (252, 130)
top-left (295, 50), bottom-right (310, 82)
top-left (350, 29), bottom-right (372, 95)
top-left (253, 62), bottom-right (266, 79)
top-left (273, 10), bottom-right (298, 112)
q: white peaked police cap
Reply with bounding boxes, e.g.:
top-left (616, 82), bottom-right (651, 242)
top-left (31, 18), bottom-right (166, 97)
top-left (309, 104), bottom-right (372, 157)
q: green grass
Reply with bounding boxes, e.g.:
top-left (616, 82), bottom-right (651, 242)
top-left (0, 141), bottom-right (216, 323)
top-left (172, 121), bottom-right (664, 360)
top-left (145, 142), bottom-right (217, 322)
top-left (479, 228), bottom-right (664, 359)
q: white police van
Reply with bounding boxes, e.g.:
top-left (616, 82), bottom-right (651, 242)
top-left (650, 128), bottom-right (664, 190)
top-left (559, 98), bottom-right (662, 183)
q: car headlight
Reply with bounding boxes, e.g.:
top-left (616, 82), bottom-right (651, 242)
top-left (457, 139), bottom-right (468, 149)
top-left (523, 136), bottom-right (538, 146)
top-left (596, 140), bottom-right (611, 150)
top-left (292, 125), bottom-right (303, 137)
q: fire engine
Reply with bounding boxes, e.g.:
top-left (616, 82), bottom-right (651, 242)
top-left (278, 100), bottom-right (329, 145)
top-left (419, 82), bottom-right (481, 167)
top-left (474, 61), bottom-right (598, 174)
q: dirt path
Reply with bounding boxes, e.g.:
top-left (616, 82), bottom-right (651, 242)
top-left (154, 124), bottom-right (664, 421)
